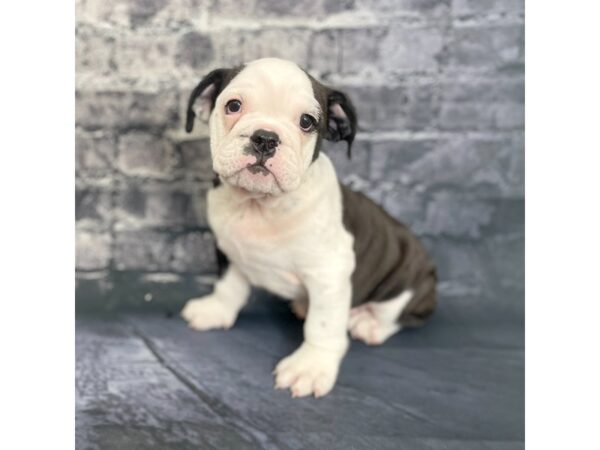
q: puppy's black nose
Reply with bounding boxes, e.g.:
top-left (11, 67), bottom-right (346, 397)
top-left (250, 129), bottom-right (279, 158)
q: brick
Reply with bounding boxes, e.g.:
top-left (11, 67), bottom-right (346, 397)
top-left (379, 27), bottom-right (445, 73)
top-left (115, 180), bottom-right (210, 228)
top-left (446, 25), bottom-right (524, 70)
top-left (77, 0), bottom-right (206, 27)
top-left (452, 0), bottom-right (524, 17)
top-left (440, 77), bottom-right (524, 103)
top-left (211, 0), bottom-right (354, 19)
top-left (114, 230), bottom-right (216, 272)
top-left (129, 0), bottom-right (206, 27)
top-left (112, 32), bottom-right (179, 78)
top-left (76, 231), bottom-right (112, 270)
top-left (382, 185), bottom-right (427, 227)
top-left (369, 138), bottom-right (439, 180)
top-left (171, 232), bottom-right (217, 272)
top-left (76, 129), bottom-right (116, 173)
top-left (440, 101), bottom-right (523, 130)
top-left (211, 32), bottom-right (245, 68)
top-left (506, 133), bottom-right (524, 194)
top-left (439, 77), bottom-right (524, 130)
top-left (216, 29), bottom-right (311, 68)
top-left (493, 102), bottom-right (524, 129)
top-left (405, 136), bottom-right (524, 197)
top-left (209, 0), bottom-right (265, 17)
top-left (308, 30), bottom-right (340, 75)
top-left (75, 25), bottom-right (115, 76)
top-left (117, 132), bottom-right (177, 178)
top-left (114, 230), bottom-right (173, 271)
top-left (439, 102), bottom-right (496, 130)
top-left (242, 29), bottom-right (312, 68)
top-left (322, 0), bottom-right (356, 15)
top-left (340, 28), bottom-right (386, 74)
top-left (76, 89), bottom-right (179, 130)
top-left (76, 183), bottom-right (113, 228)
top-left (217, 26), bottom-right (313, 68)
top-left (344, 83), bottom-right (438, 131)
top-left (176, 138), bottom-right (214, 181)
top-left (76, 0), bottom-right (131, 26)
top-left (128, 0), bottom-right (169, 27)
top-left (495, 78), bottom-right (525, 103)
top-left (323, 139), bottom-right (370, 182)
top-left (175, 32), bottom-right (215, 71)
top-left (420, 192), bottom-right (495, 239)
top-left (356, 0), bottom-right (450, 18)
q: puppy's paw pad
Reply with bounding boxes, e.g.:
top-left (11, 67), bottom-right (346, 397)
top-left (273, 343), bottom-right (342, 398)
top-left (181, 296), bottom-right (236, 331)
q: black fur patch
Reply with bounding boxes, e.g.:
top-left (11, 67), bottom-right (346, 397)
top-left (185, 65), bottom-right (244, 133)
top-left (304, 71), bottom-right (358, 160)
top-left (340, 184), bottom-right (437, 327)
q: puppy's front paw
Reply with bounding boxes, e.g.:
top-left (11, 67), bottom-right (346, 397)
top-left (274, 342), bottom-right (343, 398)
top-left (181, 295), bottom-right (237, 331)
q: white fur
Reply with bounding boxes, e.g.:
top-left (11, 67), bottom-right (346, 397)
top-left (348, 290), bottom-right (413, 345)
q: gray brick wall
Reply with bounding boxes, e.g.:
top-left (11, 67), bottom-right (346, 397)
top-left (75, 0), bottom-right (524, 312)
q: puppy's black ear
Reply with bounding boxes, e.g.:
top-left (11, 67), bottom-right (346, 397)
top-left (185, 67), bottom-right (240, 133)
top-left (325, 90), bottom-right (357, 158)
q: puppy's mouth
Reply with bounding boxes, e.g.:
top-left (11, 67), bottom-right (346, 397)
top-left (244, 163), bottom-right (285, 192)
top-left (245, 162), bottom-right (271, 176)
top-left (221, 162), bottom-right (285, 194)
top-left (227, 162), bottom-right (273, 177)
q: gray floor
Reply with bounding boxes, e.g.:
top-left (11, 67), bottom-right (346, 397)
top-left (76, 291), bottom-right (524, 450)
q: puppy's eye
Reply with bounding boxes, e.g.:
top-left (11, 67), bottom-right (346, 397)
top-left (225, 99), bottom-right (242, 114)
top-left (299, 114), bottom-right (316, 132)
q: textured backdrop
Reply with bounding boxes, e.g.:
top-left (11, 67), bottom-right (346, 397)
top-left (75, 0), bottom-right (524, 312)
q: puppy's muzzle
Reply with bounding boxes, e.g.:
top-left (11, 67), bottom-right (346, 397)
top-left (250, 129), bottom-right (280, 161)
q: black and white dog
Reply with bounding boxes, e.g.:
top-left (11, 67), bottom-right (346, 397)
top-left (181, 58), bottom-right (436, 398)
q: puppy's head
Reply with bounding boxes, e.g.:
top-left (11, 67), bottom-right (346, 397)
top-left (186, 58), bottom-right (357, 195)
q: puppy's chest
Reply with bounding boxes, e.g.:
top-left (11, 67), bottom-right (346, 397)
top-left (209, 200), bottom-right (306, 299)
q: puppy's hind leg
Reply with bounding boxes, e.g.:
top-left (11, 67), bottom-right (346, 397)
top-left (290, 296), bottom-right (308, 320)
top-left (348, 290), bottom-right (413, 345)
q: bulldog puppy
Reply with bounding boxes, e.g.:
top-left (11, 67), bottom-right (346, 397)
top-left (181, 58), bottom-right (436, 398)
